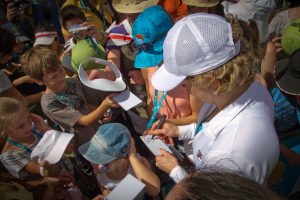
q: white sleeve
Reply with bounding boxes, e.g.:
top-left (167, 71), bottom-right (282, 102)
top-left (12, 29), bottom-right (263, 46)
top-left (169, 165), bottom-right (188, 183)
top-left (178, 123), bottom-right (196, 140)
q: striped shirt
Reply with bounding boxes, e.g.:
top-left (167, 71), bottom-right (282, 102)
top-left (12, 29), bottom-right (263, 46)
top-left (271, 86), bottom-right (300, 133)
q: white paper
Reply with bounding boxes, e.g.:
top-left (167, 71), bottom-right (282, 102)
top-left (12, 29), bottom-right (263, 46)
top-left (113, 90), bottom-right (142, 111)
top-left (105, 174), bottom-right (145, 200)
top-left (68, 25), bottom-right (88, 33)
top-left (78, 58), bottom-right (126, 92)
top-left (140, 135), bottom-right (172, 156)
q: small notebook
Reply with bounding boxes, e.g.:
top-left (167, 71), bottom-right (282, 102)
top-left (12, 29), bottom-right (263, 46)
top-left (105, 174), bottom-right (145, 200)
top-left (113, 90), bottom-right (142, 111)
top-left (140, 135), bottom-right (172, 156)
top-left (140, 135), bottom-right (185, 161)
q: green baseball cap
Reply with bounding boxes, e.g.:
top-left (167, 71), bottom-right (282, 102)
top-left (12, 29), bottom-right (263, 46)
top-left (71, 39), bottom-right (106, 71)
top-left (281, 19), bottom-right (300, 55)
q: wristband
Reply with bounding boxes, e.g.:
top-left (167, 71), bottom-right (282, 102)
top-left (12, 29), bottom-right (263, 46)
top-left (39, 166), bottom-right (49, 177)
top-left (40, 166), bottom-right (45, 177)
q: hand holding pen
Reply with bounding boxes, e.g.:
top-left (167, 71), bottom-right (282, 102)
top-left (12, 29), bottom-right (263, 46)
top-left (151, 114), bottom-right (167, 139)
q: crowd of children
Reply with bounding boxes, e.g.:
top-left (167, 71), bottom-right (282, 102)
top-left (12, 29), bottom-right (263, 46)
top-left (0, 0), bottom-right (300, 199)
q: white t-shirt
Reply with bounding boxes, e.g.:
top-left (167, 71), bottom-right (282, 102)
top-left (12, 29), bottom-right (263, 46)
top-left (170, 81), bottom-right (279, 184)
top-left (268, 9), bottom-right (290, 36)
top-left (0, 70), bottom-right (12, 93)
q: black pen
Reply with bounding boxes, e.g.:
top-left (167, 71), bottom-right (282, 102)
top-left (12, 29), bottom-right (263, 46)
top-left (151, 114), bottom-right (167, 139)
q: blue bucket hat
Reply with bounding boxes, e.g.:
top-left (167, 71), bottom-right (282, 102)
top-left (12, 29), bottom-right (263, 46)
top-left (78, 123), bottom-right (131, 164)
top-left (132, 5), bottom-right (173, 68)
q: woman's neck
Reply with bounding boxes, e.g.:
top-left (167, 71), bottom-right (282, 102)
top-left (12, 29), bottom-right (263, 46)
top-left (213, 82), bottom-right (251, 110)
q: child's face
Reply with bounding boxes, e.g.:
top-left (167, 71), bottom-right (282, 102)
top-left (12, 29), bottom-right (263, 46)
top-left (42, 65), bottom-right (66, 93)
top-left (6, 107), bottom-right (33, 140)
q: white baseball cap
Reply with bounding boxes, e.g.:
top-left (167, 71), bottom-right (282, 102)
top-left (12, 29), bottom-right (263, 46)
top-left (151, 13), bottom-right (240, 91)
top-left (31, 130), bottom-right (74, 164)
top-left (33, 31), bottom-right (58, 47)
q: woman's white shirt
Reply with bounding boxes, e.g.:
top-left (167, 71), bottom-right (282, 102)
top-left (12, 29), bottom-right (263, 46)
top-left (170, 81), bottom-right (279, 184)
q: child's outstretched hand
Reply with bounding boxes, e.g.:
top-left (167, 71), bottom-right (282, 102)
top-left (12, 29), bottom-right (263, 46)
top-left (30, 113), bottom-right (50, 133)
top-left (103, 94), bottom-right (119, 108)
top-left (128, 137), bottom-right (137, 157)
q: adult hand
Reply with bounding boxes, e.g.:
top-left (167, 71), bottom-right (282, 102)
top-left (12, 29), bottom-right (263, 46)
top-left (6, 1), bottom-right (18, 22)
top-left (30, 113), bottom-right (51, 133)
top-left (156, 149), bottom-right (179, 174)
top-left (145, 120), bottom-right (179, 138)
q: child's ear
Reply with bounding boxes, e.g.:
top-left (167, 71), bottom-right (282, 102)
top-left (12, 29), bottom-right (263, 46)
top-left (32, 79), bottom-right (44, 86)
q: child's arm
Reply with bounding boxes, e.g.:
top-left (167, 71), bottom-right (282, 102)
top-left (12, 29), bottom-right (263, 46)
top-left (78, 94), bottom-right (119, 126)
top-left (141, 68), bottom-right (153, 118)
top-left (128, 138), bottom-right (161, 196)
top-left (25, 160), bottom-right (73, 183)
top-left (167, 94), bottom-right (202, 125)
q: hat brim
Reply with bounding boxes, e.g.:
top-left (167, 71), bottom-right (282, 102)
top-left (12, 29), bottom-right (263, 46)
top-left (151, 63), bottom-right (186, 91)
top-left (134, 35), bottom-right (165, 68)
top-left (275, 58), bottom-right (300, 95)
top-left (134, 50), bottom-right (163, 68)
top-left (183, 0), bottom-right (219, 7)
top-left (34, 37), bottom-right (55, 47)
top-left (112, 0), bottom-right (159, 14)
top-left (78, 142), bottom-right (115, 165)
top-left (45, 132), bottom-right (74, 164)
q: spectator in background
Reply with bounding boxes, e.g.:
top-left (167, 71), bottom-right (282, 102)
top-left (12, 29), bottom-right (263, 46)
top-left (222, 0), bottom-right (275, 45)
top-left (61, 0), bottom-right (114, 39)
top-left (183, 0), bottom-right (223, 16)
top-left (160, 0), bottom-right (188, 22)
top-left (0, 27), bottom-right (42, 106)
top-left (268, 5), bottom-right (300, 37)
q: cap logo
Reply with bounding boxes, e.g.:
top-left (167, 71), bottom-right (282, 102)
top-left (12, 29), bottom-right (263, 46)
top-left (136, 34), bottom-right (145, 45)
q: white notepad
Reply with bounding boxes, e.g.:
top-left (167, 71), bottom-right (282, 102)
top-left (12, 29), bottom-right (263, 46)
top-left (113, 90), bottom-right (142, 111)
top-left (140, 135), bottom-right (172, 156)
top-left (105, 174), bottom-right (145, 200)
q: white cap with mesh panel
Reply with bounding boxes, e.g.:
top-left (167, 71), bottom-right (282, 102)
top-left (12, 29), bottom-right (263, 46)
top-left (151, 13), bottom-right (240, 92)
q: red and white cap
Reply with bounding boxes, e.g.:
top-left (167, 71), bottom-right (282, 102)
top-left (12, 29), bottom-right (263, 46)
top-left (33, 31), bottom-right (58, 47)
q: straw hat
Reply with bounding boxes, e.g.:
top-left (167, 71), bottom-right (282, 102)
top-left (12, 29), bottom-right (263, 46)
top-left (112, 0), bottom-right (159, 14)
top-left (183, 0), bottom-right (219, 7)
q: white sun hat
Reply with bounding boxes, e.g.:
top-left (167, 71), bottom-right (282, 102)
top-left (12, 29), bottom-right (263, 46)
top-left (151, 13), bottom-right (240, 92)
top-left (31, 130), bottom-right (74, 164)
top-left (78, 58), bottom-right (126, 92)
top-left (33, 31), bottom-right (58, 47)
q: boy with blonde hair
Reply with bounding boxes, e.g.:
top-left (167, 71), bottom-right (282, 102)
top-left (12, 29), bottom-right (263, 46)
top-left (20, 46), bottom-right (120, 146)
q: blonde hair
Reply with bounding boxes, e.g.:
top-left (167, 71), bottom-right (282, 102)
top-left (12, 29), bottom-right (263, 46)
top-left (192, 17), bottom-right (256, 95)
top-left (0, 97), bottom-right (26, 134)
top-left (20, 46), bottom-right (61, 81)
